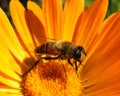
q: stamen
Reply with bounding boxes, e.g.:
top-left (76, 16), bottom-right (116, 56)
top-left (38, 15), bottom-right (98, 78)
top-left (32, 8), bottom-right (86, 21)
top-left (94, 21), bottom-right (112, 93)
top-left (22, 61), bottom-right (83, 96)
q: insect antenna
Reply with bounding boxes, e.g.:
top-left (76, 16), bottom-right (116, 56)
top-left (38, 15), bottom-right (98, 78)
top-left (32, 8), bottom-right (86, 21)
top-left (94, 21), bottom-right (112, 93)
top-left (39, 35), bottom-right (57, 41)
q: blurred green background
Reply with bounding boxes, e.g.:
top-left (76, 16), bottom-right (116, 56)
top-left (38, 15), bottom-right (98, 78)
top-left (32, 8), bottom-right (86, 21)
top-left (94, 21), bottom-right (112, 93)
top-left (0, 0), bottom-right (120, 19)
top-left (85, 0), bottom-right (120, 17)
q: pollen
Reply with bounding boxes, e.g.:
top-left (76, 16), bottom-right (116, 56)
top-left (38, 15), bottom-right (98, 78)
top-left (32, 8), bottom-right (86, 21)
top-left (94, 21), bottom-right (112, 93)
top-left (22, 60), bottom-right (83, 96)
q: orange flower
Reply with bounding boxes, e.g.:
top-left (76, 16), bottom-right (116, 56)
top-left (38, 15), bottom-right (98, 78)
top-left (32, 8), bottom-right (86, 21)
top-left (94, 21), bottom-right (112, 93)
top-left (0, 0), bottom-right (120, 96)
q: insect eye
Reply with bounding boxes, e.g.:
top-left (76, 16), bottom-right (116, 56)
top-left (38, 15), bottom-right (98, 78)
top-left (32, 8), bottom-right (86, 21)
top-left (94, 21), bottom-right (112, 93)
top-left (74, 49), bottom-right (81, 59)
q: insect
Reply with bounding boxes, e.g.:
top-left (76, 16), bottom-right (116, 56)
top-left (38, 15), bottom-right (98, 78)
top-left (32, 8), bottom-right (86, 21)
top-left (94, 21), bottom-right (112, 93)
top-left (35, 41), bottom-right (86, 72)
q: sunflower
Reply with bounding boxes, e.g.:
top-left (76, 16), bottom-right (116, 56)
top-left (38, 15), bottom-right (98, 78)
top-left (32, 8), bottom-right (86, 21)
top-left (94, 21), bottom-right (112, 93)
top-left (0, 0), bottom-right (120, 96)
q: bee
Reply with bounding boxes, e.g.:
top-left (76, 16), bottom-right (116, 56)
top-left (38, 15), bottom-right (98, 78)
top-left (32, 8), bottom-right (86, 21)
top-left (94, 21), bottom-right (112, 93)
top-left (35, 41), bottom-right (86, 72)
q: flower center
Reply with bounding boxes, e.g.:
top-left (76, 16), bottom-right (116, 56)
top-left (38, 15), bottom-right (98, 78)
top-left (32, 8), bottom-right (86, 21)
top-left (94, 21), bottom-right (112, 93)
top-left (22, 60), bottom-right (83, 96)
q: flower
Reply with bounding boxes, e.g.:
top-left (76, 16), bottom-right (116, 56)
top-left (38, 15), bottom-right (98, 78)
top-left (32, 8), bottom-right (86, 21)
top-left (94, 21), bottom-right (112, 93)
top-left (0, 0), bottom-right (120, 96)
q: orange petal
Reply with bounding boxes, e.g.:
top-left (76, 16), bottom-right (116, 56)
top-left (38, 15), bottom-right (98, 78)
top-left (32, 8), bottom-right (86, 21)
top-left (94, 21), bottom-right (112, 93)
top-left (82, 62), bottom-right (120, 95)
top-left (10, 0), bottom-right (35, 52)
top-left (62, 0), bottom-right (84, 41)
top-left (42, 0), bottom-right (62, 39)
top-left (86, 12), bottom-right (120, 61)
top-left (81, 12), bottom-right (120, 95)
top-left (27, 1), bottom-right (47, 46)
top-left (82, 12), bottom-right (120, 78)
top-left (73, 0), bottom-right (108, 48)
top-left (27, 1), bottom-right (44, 25)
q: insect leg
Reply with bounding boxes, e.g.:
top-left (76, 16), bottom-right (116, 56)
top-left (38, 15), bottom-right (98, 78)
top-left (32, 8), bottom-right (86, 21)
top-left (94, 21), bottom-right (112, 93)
top-left (40, 55), bottom-right (60, 60)
top-left (34, 60), bottom-right (40, 66)
top-left (61, 62), bottom-right (67, 77)
top-left (74, 61), bottom-right (78, 72)
top-left (56, 57), bottom-right (67, 77)
top-left (68, 59), bottom-right (78, 75)
top-left (68, 58), bottom-right (73, 67)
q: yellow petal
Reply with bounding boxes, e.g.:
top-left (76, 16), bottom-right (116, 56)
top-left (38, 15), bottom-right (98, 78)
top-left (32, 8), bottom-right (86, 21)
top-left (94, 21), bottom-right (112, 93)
top-left (62, 0), bottom-right (84, 41)
top-left (0, 92), bottom-right (12, 96)
top-left (0, 75), bottom-right (21, 89)
top-left (0, 89), bottom-right (22, 95)
top-left (42, 0), bottom-right (62, 39)
top-left (0, 40), bottom-right (24, 80)
top-left (10, 0), bottom-right (35, 52)
top-left (73, 0), bottom-right (108, 48)
top-left (0, 8), bottom-right (30, 75)
top-left (0, 8), bottom-right (30, 63)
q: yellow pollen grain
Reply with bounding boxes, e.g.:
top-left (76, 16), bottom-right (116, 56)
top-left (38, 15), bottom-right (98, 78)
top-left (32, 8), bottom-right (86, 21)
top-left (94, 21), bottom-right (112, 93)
top-left (22, 61), bottom-right (83, 96)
